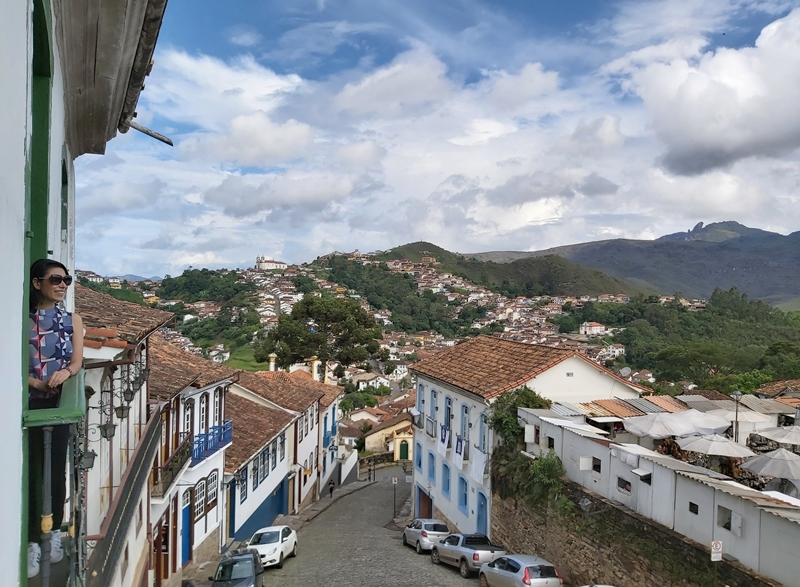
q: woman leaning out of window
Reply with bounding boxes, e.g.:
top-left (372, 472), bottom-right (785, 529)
top-left (27, 259), bottom-right (84, 579)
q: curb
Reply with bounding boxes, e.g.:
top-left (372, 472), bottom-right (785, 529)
top-left (274, 479), bottom-right (378, 531)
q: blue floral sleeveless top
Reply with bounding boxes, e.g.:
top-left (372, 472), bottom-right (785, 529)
top-left (29, 307), bottom-right (74, 399)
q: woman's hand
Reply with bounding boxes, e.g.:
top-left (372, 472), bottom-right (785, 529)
top-left (47, 369), bottom-right (72, 389)
top-left (28, 376), bottom-right (48, 392)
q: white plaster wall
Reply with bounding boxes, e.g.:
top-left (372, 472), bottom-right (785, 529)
top-left (758, 512), bottom-right (800, 585)
top-left (297, 410), bottom-right (319, 503)
top-left (560, 433), bottom-right (610, 496)
top-left (0, 3), bottom-right (30, 583)
top-left (711, 490), bottom-right (761, 570)
top-left (673, 475), bottom-right (715, 546)
top-left (189, 451), bottom-right (225, 549)
top-left (527, 356), bottom-right (640, 402)
top-left (233, 433), bottom-right (291, 534)
top-left (607, 454), bottom-right (639, 510)
top-left (108, 482), bottom-right (150, 587)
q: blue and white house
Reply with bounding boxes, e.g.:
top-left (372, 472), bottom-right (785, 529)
top-left (410, 336), bottom-right (644, 538)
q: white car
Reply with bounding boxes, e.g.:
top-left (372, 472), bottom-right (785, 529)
top-left (245, 525), bottom-right (298, 569)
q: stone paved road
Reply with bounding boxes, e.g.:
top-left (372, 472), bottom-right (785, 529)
top-left (262, 465), bottom-right (476, 587)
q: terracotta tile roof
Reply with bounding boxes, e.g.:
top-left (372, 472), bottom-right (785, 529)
top-left (645, 395), bottom-right (689, 413)
top-left (392, 425), bottom-right (413, 437)
top-left (593, 399), bottom-right (645, 418)
top-left (149, 335), bottom-right (238, 401)
top-left (775, 397), bottom-right (800, 408)
top-left (687, 389), bottom-right (731, 401)
top-left (289, 370), bottom-right (313, 380)
top-left (239, 371), bottom-right (324, 413)
top-left (364, 412), bottom-right (412, 437)
top-left (224, 393), bottom-right (294, 473)
top-left (576, 402), bottom-right (617, 417)
top-left (352, 406), bottom-right (389, 419)
top-left (756, 379), bottom-right (800, 398)
top-left (255, 370), bottom-right (342, 407)
top-left (410, 335), bottom-right (647, 399)
top-left (75, 284), bottom-right (173, 344)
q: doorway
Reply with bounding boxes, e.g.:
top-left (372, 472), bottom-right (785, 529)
top-left (418, 487), bottom-right (432, 518)
top-left (476, 492), bottom-right (488, 536)
top-left (400, 440), bottom-right (409, 460)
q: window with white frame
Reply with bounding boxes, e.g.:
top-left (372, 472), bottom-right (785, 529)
top-left (253, 458), bottom-right (260, 491)
top-left (260, 448), bottom-right (269, 481)
top-left (239, 468), bottom-right (248, 503)
top-left (184, 402), bottom-right (192, 434)
top-left (311, 404), bottom-right (315, 428)
top-left (279, 434), bottom-right (286, 460)
top-left (271, 440), bottom-right (278, 469)
top-left (194, 480), bottom-right (206, 519)
top-left (207, 471), bottom-right (218, 504)
top-left (199, 395), bottom-right (207, 433)
top-left (213, 388), bottom-right (221, 425)
top-left (182, 490), bottom-right (191, 508)
top-left (479, 413), bottom-right (488, 452)
top-left (299, 418), bottom-right (304, 442)
top-left (304, 411), bottom-right (309, 435)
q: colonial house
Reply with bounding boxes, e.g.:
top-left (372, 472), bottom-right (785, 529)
top-left (3, 0), bottom-right (170, 583)
top-left (147, 336), bottom-right (238, 586)
top-left (352, 373), bottom-right (391, 391)
top-left (350, 406), bottom-right (389, 424)
top-left (76, 286), bottom-right (173, 587)
top-left (410, 336), bottom-right (645, 539)
top-left (364, 413), bottom-right (414, 457)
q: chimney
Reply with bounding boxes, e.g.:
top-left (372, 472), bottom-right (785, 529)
top-left (268, 353), bottom-right (277, 372)
top-left (309, 356), bottom-right (320, 382)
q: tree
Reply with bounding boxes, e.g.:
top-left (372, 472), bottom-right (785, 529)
top-left (489, 386), bottom-right (551, 446)
top-left (254, 295), bottom-right (381, 370)
top-left (355, 421), bottom-right (373, 452)
top-left (383, 361), bottom-right (396, 376)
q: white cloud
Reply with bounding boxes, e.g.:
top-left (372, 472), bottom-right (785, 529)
top-left (334, 47), bottom-right (451, 117)
top-left (180, 111), bottom-right (313, 165)
top-left (480, 63), bottom-right (560, 110)
top-left (619, 8), bottom-right (800, 174)
top-left (337, 141), bottom-right (387, 167)
top-left (228, 27), bottom-right (263, 47)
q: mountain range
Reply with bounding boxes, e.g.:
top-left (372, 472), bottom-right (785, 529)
top-left (458, 222), bottom-right (800, 308)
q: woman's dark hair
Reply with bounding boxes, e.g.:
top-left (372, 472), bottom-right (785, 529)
top-left (29, 258), bottom-right (70, 311)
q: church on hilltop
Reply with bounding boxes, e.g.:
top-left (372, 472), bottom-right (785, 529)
top-left (256, 256), bottom-right (287, 271)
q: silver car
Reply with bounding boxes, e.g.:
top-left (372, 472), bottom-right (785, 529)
top-left (479, 554), bottom-right (563, 587)
top-left (402, 518), bottom-right (450, 554)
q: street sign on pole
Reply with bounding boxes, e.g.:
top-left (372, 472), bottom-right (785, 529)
top-left (711, 540), bottom-right (723, 562)
top-left (392, 477), bottom-right (398, 485)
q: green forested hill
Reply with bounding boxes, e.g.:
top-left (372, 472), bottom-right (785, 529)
top-left (381, 242), bottom-right (641, 297)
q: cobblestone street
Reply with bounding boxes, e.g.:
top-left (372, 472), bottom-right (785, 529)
top-left (262, 465), bottom-right (473, 587)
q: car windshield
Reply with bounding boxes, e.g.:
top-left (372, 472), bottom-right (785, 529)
top-left (527, 565), bottom-right (558, 578)
top-left (425, 523), bottom-right (449, 532)
top-left (251, 531), bottom-right (280, 545)
top-left (464, 536), bottom-right (492, 547)
top-left (215, 559), bottom-right (254, 581)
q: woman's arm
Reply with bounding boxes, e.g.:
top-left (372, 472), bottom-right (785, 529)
top-left (46, 313), bottom-right (85, 388)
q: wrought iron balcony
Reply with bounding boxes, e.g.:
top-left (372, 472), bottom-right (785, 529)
top-left (151, 432), bottom-right (192, 498)
top-left (191, 419), bottom-right (233, 467)
top-left (412, 413), bottom-right (423, 429)
top-left (425, 417), bottom-right (437, 438)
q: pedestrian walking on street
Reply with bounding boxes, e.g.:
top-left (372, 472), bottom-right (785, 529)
top-left (328, 479), bottom-right (335, 498)
top-left (367, 467), bottom-right (372, 482)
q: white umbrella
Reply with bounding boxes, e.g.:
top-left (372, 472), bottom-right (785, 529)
top-left (754, 426), bottom-right (800, 445)
top-left (707, 409), bottom-right (772, 423)
top-left (740, 448), bottom-right (800, 479)
top-left (676, 434), bottom-right (756, 458)
top-left (624, 412), bottom-right (697, 439)
top-left (678, 409), bottom-right (732, 435)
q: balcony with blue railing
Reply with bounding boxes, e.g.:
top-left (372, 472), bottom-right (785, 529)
top-left (323, 431), bottom-right (332, 448)
top-left (191, 419), bottom-right (233, 467)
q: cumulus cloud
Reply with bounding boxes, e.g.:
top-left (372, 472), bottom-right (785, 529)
top-left (203, 172), bottom-right (355, 218)
top-left (616, 8), bottom-right (800, 175)
top-left (337, 141), bottom-right (387, 167)
top-left (181, 111), bottom-right (313, 165)
top-left (334, 47), bottom-right (451, 117)
top-left (480, 63), bottom-right (560, 110)
top-left (578, 172), bottom-right (620, 196)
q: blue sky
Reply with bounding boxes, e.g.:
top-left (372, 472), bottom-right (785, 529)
top-left (75, 0), bottom-right (800, 276)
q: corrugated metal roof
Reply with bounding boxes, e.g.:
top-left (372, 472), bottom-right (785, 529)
top-left (639, 453), bottom-right (730, 478)
top-left (594, 398), bottom-right (646, 418)
top-left (740, 395), bottom-right (795, 415)
top-left (680, 399), bottom-right (719, 412)
top-left (645, 396), bottom-right (689, 413)
top-left (625, 398), bottom-right (667, 413)
top-left (549, 402), bottom-right (585, 417)
top-left (676, 471), bottom-right (800, 514)
top-left (679, 395), bottom-right (709, 403)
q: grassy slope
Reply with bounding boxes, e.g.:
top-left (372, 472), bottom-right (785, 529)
top-left (382, 242), bottom-right (644, 296)
top-left (224, 345), bottom-right (264, 372)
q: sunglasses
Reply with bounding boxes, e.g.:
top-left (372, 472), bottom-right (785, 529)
top-left (39, 275), bottom-right (73, 286)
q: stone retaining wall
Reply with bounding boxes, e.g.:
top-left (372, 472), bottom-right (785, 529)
top-left (491, 480), bottom-right (782, 587)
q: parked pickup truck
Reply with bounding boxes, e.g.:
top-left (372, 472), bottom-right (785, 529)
top-left (430, 533), bottom-right (506, 578)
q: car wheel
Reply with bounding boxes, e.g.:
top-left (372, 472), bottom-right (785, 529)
top-left (459, 559), bottom-right (471, 578)
top-left (291, 542), bottom-right (298, 557)
top-left (276, 554), bottom-right (284, 569)
top-left (431, 549), bottom-right (440, 565)
top-left (479, 573), bottom-right (490, 587)
top-left (415, 541), bottom-right (422, 554)
top-left (402, 533), bottom-right (408, 547)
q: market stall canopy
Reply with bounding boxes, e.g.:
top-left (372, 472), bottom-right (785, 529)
top-left (740, 448), bottom-right (800, 479)
top-left (677, 434), bottom-right (756, 458)
top-left (624, 412), bottom-right (695, 439)
top-left (707, 409), bottom-right (772, 423)
top-left (676, 409), bottom-right (732, 435)
top-left (755, 426), bottom-right (800, 445)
